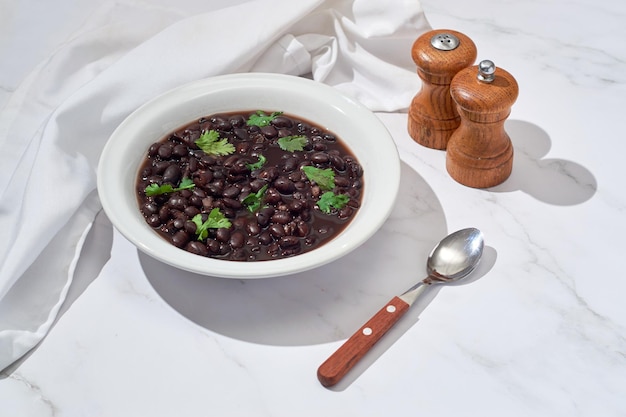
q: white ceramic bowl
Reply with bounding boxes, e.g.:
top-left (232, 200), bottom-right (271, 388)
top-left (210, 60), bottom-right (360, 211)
top-left (97, 73), bottom-right (400, 278)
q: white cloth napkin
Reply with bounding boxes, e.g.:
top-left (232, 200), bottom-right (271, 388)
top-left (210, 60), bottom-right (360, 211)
top-left (0, 0), bottom-right (429, 370)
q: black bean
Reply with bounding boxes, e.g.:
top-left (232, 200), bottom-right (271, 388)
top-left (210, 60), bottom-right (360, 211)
top-left (158, 143), bottom-right (173, 159)
top-left (296, 221), bottom-right (309, 237)
top-left (334, 176), bottom-right (350, 188)
top-left (271, 211), bottom-right (292, 225)
top-left (267, 243), bottom-right (280, 256)
top-left (207, 239), bottom-right (220, 253)
top-left (172, 230), bottom-right (190, 247)
top-left (260, 125), bottom-right (278, 138)
top-left (222, 207), bottom-right (236, 218)
top-left (265, 188), bottom-right (282, 204)
top-left (235, 141), bottom-right (250, 153)
top-left (154, 161), bottom-right (170, 174)
top-left (143, 202), bottom-right (159, 214)
top-left (249, 179), bottom-right (266, 192)
top-left (234, 128), bottom-right (249, 141)
top-left (188, 158), bottom-right (198, 172)
top-left (184, 206), bottom-right (200, 217)
top-left (288, 199), bottom-right (304, 213)
top-left (300, 209), bottom-right (311, 222)
top-left (159, 206), bottom-right (170, 222)
top-left (173, 144), bottom-right (188, 158)
top-left (187, 241), bottom-right (208, 256)
top-left (223, 197), bottom-right (242, 210)
top-left (148, 143), bottom-right (160, 157)
top-left (230, 160), bottom-right (250, 175)
top-left (173, 217), bottom-right (185, 229)
top-left (231, 249), bottom-right (248, 261)
top-left (246, 222), bottom-right (261, 236)
top-left (167, 195), bottom-right (187, 211)
top-left (147, 214), bottom-right (161, 227)
top-left (274, 177), bottom-right (295, 194)
top-left (215, 118), bottom-right (230, 130)
top-left (338, 206), bottom-right (354, 219)
top-left (258, 231), bottom-right (273, 245)
top-left (240, 184), bottom-right (252, 195)
top-left (277, 128), bottom-right (292, 138)
top-left (189, 195), bottom-right (203, 207)
top-left (216, 228), bottom-right (231, 243)
top-left (223, 186), bottom-right (240, 199)
top-left (283, 221), bottom-right (296, 236)
top-left (194, 170), bottom-right (213, 185)
top-left (207, 180), bottom-right (224, 196)
top-left (279, 236), bottom-right (300, 248)
top-left (269, 224), bottom-right (285, 238)
top-left (162, 164), bottom-right (182, 184)
top-left (330, 154), bottom-right (346, 171)
top-left (313, 142), bottom-right (327, 151)
top-left (256, 207), bottom-right (275, 227)
top-left (184, 221), bottom-right (197, 234)
top-left (348, 161), bottom-right (363, 178)
top-left (283, 157), bottom-right (299, 172)
top-left (311, 152), bottom-right (330, 164)
top-left (229, 115), bottom-right (245, 128)
top-left (229, 231), bottom-right (245, 249)
top-left (223, 155), bottom-right (239, 168)
top-left (288, 170), bottom-right (304, 182)
top-left (272, 116), bottom-right (293, 128)
top-left (258, 166), bottom-right (279, 181)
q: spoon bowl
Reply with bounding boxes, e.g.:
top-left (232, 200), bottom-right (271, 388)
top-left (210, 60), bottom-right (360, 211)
top-left (427, 227), bottom-right (484, 281)
top-left (317, 227), bottom-right (485, 387)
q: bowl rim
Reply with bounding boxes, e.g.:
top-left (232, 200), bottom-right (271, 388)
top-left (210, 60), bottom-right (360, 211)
top-left (97, 73), bottom-right (400, 278)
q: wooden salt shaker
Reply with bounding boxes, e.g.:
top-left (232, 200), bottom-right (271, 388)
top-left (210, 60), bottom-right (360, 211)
top-left (446, 60), bottom-right (519, 188)
top-left (408, 29), bottom-right (477, 150)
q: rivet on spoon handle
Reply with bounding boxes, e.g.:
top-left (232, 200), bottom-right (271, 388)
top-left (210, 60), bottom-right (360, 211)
top-left (317, 296), bottom-right (410, 387)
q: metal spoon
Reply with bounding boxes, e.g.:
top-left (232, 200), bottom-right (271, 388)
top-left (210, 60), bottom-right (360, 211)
top-left (317, 227), bottom-right (484, 387)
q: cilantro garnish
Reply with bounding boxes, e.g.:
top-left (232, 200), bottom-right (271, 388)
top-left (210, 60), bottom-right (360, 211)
top-left (277, 135), bottom-right (307, 152)
top-left (317, 192), bottom-right (350, 214)
top-left (191, 208), bottom-right (232, 241)
top-left (145, 177), bottom-right (195, 196)
top-left (241, 184), bottom-right (268, 212)
top-left (246, 154), bottom-right (267, 170)
top-left (302, 166), bottom-right (335, 191)
top-left (246, 111), bottom-right (282, 127)
top-left (195, 130), bottom-right (235, 156)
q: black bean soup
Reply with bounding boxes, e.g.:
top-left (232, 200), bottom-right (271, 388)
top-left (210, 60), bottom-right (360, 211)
top-left (136, 110), bottom-right (364, 261)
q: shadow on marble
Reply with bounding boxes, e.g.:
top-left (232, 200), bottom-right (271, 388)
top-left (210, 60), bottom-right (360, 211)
top-left (491, 120), bottom-right (597, 205)
top-left (141, 161), bottom-right (451, 347)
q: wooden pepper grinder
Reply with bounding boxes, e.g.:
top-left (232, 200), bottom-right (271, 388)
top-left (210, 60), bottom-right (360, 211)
top-left (408, 29), bottom-right (477, 150)
top-left (446, 60), bottom-right (519, 188)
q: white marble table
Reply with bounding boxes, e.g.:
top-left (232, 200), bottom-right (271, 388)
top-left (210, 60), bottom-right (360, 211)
top-left (2, 0), bottom-right (626, 416)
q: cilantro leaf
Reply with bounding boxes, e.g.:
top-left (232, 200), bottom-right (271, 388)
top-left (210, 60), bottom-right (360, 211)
top-left (191, 208), bottom-right (232, 241)
top-left (277, 135), bottom-right (307, 152)
top-left (241, 184), bottom-right (268, 212)
top-left (178, 177), bottom-right (195, 189)
top-left (246, 154), bottom-right (267, 170)
top-left (195, 130), bottom-right (235, 156)
top-left (246, 111), bottom-right (282, 127)
top-left (317, 192), bottom-right (350, 214)
top-left (302, 166), bottom-right (335, 191)
top-left (144, 177), bottom-right (195, 196)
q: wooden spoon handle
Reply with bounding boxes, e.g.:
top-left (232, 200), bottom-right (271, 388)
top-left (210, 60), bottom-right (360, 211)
top-left (317, 296), bottom-right (410, 387)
